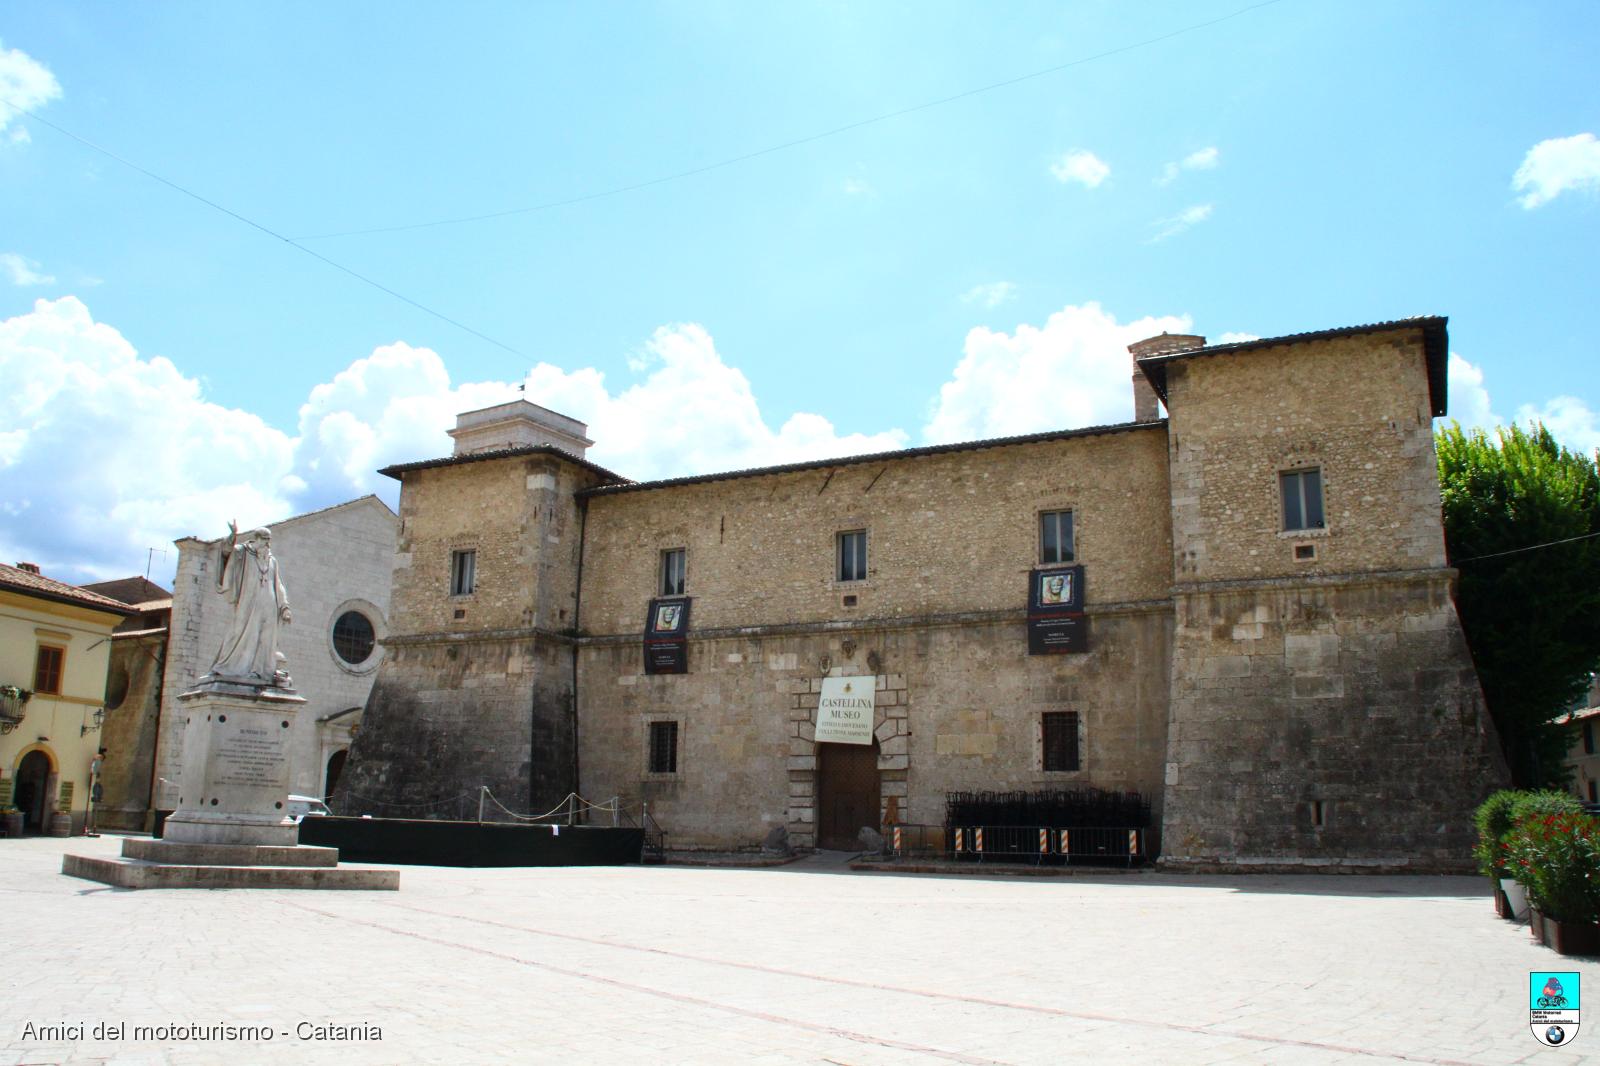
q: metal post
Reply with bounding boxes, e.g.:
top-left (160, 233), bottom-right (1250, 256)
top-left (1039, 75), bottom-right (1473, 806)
top-left (478, 785), bottom-right (486, 824)
top-left (611, 796), bottom-right (619, 827)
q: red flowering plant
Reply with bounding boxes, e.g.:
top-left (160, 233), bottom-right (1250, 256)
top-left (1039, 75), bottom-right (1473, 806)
top-left (1504, 811), bottom-right (1600, 924)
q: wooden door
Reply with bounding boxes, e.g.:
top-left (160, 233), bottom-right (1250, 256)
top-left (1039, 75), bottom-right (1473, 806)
top-left (816, 741), bottom-right (880, 850)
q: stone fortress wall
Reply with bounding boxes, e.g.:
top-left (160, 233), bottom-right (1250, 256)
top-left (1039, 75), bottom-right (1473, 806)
top-left (341, 319), bottom-right (1508, 868)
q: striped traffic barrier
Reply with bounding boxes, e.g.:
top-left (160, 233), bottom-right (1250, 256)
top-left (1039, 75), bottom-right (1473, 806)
top-left (1038, 828), bottom-right (1049, 855)
top-left (892, 826), bottom-right (902, 853)
top-left (1059, 829), bottom-right (1070, 857)
top-left (974, 827), bottom-right (984, 853)
top-left (954, 828), bottom-right (965, 853)
top-left (1128, 829), bottom-right (1140, 856)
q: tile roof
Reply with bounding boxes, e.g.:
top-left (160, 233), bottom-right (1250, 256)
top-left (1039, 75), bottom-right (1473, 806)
top-left (80, 576), bottom-right (172, 605)
top-left (1135, 316), bottom-right (1449, 417)
top-left (379, 444), bottom-right (625, 483)
top-left (0, 563), bottom-right (133, 615)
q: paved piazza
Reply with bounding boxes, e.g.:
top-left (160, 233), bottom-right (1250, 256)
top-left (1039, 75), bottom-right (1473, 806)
top-left (3, 835), bottom-right (1592, 1065)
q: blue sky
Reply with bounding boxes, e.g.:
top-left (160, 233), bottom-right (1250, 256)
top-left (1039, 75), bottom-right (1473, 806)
top-left (2, 1), bottom-right (1598, 584)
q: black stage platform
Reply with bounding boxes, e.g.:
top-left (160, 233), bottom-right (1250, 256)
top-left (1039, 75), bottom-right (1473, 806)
top-left (298, 816), bottom-right (644, 867)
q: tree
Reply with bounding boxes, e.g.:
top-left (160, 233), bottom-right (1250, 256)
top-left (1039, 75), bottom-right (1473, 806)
top-left (1437, 423), bottom-right (1600, 787)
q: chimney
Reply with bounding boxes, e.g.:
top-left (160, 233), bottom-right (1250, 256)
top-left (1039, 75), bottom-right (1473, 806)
top-left (15, 562), bottom-right (40, 574)
top-left (1127, 331), bottom-right (1206, 421)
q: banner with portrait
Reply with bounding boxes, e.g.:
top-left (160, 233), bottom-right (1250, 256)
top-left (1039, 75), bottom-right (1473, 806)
top-left (643, 598), bottom-right (691, 674)
top-left (1028, 565), bottom-right (1088, 654)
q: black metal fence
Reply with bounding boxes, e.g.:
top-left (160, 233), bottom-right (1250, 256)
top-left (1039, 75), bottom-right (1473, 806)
top-left (944, 788), bottom-right (1151, 830)
top-left (888, 823), bottom-right (1147, 866)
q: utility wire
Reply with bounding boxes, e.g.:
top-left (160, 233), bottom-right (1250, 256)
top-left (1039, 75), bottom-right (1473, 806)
top-left (1453, 528), bottom-right (1600, 564)
top-left (289, 0), bottom-right (1289, 241)
top-left (0, 98), bottom-right (525, 356)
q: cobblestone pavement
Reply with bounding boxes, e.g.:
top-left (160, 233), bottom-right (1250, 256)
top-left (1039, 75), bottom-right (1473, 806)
top-left (2, 835), bottom-right (1593, 1065)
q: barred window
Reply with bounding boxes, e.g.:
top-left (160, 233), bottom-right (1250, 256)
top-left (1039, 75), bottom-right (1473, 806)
top-left (648, 721), bottom-right (679, 774)
top-left (1042, 712), bottom-right (1080, 772)
top-left (1280, 468), bottom-right (1325, 532)
top-left (1040, 510), bottom-right (1074, 564)
top-left (450, 549), bottom-right (476, 596)
top-left (661, 548), bottom-right (686, 597)
top-left (837, 530), bottom-right (868, 582)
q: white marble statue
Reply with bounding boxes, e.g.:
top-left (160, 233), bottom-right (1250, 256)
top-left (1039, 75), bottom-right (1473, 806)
top-left (205, 521), bottom-right (293, 688)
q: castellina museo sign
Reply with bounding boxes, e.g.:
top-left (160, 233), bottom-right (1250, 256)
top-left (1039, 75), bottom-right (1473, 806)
top-left (815, 676), bottom-right (875, 745)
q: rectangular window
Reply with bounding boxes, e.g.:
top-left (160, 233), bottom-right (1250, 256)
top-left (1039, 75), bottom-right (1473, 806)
top-left (1042, 711), bottom-right (1080, 772)
top-left (1585, 720), bottom-right (1595, 756)
top-left (648, 721), bottom-right (678, 774)
top-left (34, 645), bottom-right (64, 695)
top-left (1280, 468), bottom-right (1326, 532)
top-left (837, 530), bottom-right (868, 582)
top-left (660, 548), bottom-right (686, 597)
top-left (1590, 780), bottom-right (1598, 804)
top-left (450, 549), bottom-right (476, 596)
top-left (1040, 510), bottom-right (1075, 564)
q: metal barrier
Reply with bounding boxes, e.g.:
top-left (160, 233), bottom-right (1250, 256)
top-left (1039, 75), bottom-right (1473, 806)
top-left (888, 824), bottom-right (1147, 867)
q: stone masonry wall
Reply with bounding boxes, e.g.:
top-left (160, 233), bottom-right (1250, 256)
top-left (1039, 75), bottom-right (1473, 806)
top-left (1160, 574), bottom-right (1506, 870)
top-left (96, 631), bottom-right (165, 830)
top-left (580, 426), bottom-right (1174, 635)
top-left (1158, 328), bottom-right (1507, 869)
top-left (337, 455), bottom-right (607, 817)
top-left (1162, 329), bottom-right (1445, 583)
top-left (577, 429), bottom-right (1175, 850)
top-left (577, 608), bottom-right (1170, 850)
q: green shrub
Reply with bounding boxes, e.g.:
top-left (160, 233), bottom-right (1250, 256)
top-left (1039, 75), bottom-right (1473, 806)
top-left (1474, 790), bottom-right (1581, 877)
top-left (1474, 790), bottom-right (1523, 877)
top-left (1505, 811), bottom-right (1600, 923)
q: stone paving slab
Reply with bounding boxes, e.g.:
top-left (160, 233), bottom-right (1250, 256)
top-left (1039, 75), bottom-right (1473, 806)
top-left (2, 835), bottom-right (1595, 1064)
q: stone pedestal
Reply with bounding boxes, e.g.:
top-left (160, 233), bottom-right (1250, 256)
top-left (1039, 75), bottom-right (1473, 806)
top-left (163, 684), bottom-right (305, 846)
top-left (64, 682), bottom-right (399, 891)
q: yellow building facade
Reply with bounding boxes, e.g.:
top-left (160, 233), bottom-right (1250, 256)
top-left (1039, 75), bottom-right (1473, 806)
top-left (1, 562), bottom-right (130, 836)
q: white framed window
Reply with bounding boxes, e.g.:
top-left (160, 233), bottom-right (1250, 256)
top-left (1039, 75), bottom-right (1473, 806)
top-left (1039, 510), bottom-right (1074, 564)
top-left (837, 530), bottom-right (868, 583)
top-left (1280, 468), bottom-right (1325, 532)
top-left (450, 549), bottom-right (477, 596)
top-left (661, 548), bottom-right (686, 597)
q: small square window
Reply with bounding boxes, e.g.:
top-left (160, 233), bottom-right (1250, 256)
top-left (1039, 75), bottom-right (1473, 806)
top-left (837, 530), bottom-right (868, 583)
top-left (1040, 510), bottom-right (1075, 564)
top-left (450, 550), bottom-right (476, 596)
top-left (1042, 711), bottom-right (1080, 772)
top-left (1280, 468), bottom-right (1325, 532)
top-left (648, 721), bottom-right (679, 774)
top-left (34, 645), bottom-right (64, 695)
top-left (661, 548), bottom-right (686, 597)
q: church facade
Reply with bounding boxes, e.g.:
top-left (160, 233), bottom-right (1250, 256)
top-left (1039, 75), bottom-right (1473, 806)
top-left (337, 317), bottom-right (1508, 870)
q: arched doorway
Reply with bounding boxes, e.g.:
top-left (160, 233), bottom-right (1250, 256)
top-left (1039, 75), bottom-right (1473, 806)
top-left (324, 749), bottom-right (348, 801)
top-left (816, 741), bottom-right (881, 850)
top-left (15, 750), bottom-right (52, 834)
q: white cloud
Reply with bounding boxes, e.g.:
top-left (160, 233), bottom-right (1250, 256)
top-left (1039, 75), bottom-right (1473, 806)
top-left (1513, 133), bottom-right (1600, 209)
top-left (0, 253), bottom-right (55, 286)
top-left (842, 177), bottom-right (873, 196)
top-left (923, 302), bottom-right (1192, 444)
top-left (1148, 203), bottom-right (1213, 242)
top-left (0, 299), bottom-right (910, 581)
top-left (1050, 150), bottom-right (1109, 188)
top-left (1214, 331), bottom-right (1259, 344)
top-left (1515, 396), bottom-right (1600, 457)
top-left (0, 40), bottom-right (62, 141)
top-left (960, 282), bottom-right (1018, 309)
top-left (0, 297), bottom-right (296, 582)
top-left (1447, 352), bottom-right (1500, 433)
top-left (1158, 146), bottom-right (1220, 185)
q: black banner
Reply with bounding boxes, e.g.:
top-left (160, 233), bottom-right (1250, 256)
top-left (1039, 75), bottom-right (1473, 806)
top-left (1028, 565), bottom-right (1088, 655)
top-left (643, 597), bottom-right (691, 675)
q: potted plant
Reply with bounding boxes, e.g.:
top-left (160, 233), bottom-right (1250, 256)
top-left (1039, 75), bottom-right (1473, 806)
top-left (1473, 790), bottom-right (1524, 918)
top-left (1506, 810), bottom-right (1600, 956)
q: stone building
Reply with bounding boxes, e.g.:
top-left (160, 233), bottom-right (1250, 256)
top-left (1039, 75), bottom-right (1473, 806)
top-left (339, 317), bottom-right (1508, 870)
top-left (154, 496), bottom-right (397, 811)
top-left (77, 576), bottom-right (172, 831)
